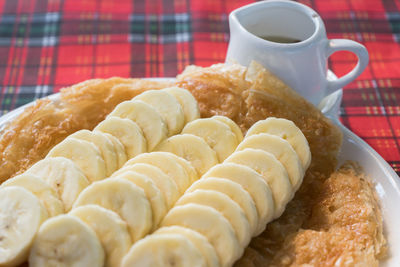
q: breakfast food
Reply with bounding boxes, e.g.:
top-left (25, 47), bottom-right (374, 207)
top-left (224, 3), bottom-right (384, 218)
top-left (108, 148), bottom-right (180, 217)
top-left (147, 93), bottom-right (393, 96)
top-left (155, 134), bottom-right (219, 175)
top-left (107, 100), bottom-right (168, 151)
top-left (0, 61), bottom-right (387, 266)
top-left (29, 214), bottom-right (105, 267)
top-left (225, 149), bottom-right (293, 218)
top-left (0, 78), bottom-right (171, 184)
top-left (46, 138), bottom-right (108, 182)
top-left (73, 178), bottom-right (152, 242)
top-left (25, 157), bottom-right (90, 211)
top-left (94, 117), bottom-right (147, 158)
top-left (0, 186), bottom-right (48, 267)
top-left (236, 134), bottom-right (304, 190)
top-left (121, 233), bottom-right (206, 267)
top-left (155, 226), bottom-right (220, 267)
top-left (69, 205), bottom-right (132, 267)
top-left (123, 115), bottom-right (310, 266)
top-left (1, 174), bottom-right (64, 217)
top-left (245, 117), bottom-right (311, 169)
top-left (134, 90), bottom-right (185, 136)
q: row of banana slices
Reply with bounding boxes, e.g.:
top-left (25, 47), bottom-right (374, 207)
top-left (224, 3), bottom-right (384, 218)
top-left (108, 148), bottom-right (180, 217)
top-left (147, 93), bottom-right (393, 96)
top-left (28, 112), bottom-right (246, 267)
top-left (0, 86), bottom-right (311, 267)
top-left (121, 118), bottom-right (311, 267)
top-left (0, 87), bottom-right (203, 267)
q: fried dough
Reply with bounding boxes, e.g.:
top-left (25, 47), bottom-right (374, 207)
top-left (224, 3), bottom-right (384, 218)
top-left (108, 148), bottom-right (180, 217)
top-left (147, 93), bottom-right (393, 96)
top-left (0, 78), bottom-right (172, 183)
top-left (176, 62), bottom-right (386, 266)
top-left (0, 62), bottom-right (386, 266)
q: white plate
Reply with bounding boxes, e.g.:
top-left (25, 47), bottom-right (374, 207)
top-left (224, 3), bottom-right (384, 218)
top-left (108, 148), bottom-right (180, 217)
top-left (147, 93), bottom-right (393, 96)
top-left (0, 77), bottom-right (399, 265)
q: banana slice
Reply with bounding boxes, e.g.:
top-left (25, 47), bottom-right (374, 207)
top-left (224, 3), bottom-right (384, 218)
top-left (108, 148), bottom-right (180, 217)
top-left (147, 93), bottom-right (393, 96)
top-left (155, 226), bottom-right (219, 267)
top-left (0, 187), bottom-right (48, 267)
top-left (112, 163), bottom-right (180, 209)
top-left (163, 87), bottom-right (200, 123)
top-left (121, 233), bottom-right (206, 267)
top-left (102, 132), bottom-right (128, 168)
top-left (225, 149), bottom-right (294, 218)
top-left (94, 117), bottom-right (147, 159)
top-left (176, 189), bottom-right (251, 248)
top-left (161, 203), bottom-right (242, 267)
top-left (108, 100), bottom-right (168, 151)
top-left (203, 163), bottom-right (274, 236)
top-left (26, 157), bottom-right (90, 212)
top-left (173, 154), bottom-right (199, 184)
top-left (68, 130), bottom-right (118, 176)
top-left (29, 214), bottom-right (104, 267)
top-left (155, 134), bottom-right (218, 176)
top-left (245, 117), bottom-right (311, 169)
top-left (73, 178), bottom-right (152, 242)
top-left (2, 174), bottom-right (64, 217)
top-left (125, 152), bottom-right (190, 194)
top-left (181, 118), bottom-right (238, 162)
top-left (46, 138), bottom-right (107, 182)
top-left (236, 133), bottom-right (305, 191)
top-left (186, 177), bottom-right (259, 235)
top-left (212, 115), bottom-right (244, 143)
top-left (134, 90), bottom-right (185, 136)
top-left (69, 205), bottom-right (132, 267)
top-left (113, 171), bottom-right (168, 230)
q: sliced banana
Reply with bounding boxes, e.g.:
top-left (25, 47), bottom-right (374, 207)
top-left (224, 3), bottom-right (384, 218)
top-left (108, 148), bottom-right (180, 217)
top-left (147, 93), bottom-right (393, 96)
top-left (172, 154), bottom-right (199, 184)
top-left (2, 173), bottom-right (64, 217)
top-left (203, 163), bottom-right (274, 236)
top-left (176, 189), bottom-right (251, 248)
top-left (29, 214), bottom-right (104, 267)
top-left (182, 118), bottom-right (238, 162)
top-left (236, 133), bottom-right (305, 190)
top-left (113, 171), bottom-right (168, 230)
top-left (121, 233), bottom-right (206, 267)
top-left (155, 134), bottom-right (218, 176)
top-left (212, 115), bottom-right (244, 143)
top-left (94, 117), bottom-right (147, 159)
top-left (155, 226), bottom-right (219, 267)
top-left (226, 149), bottom-right (294, 218)
top-left (102, 132), bottom-right (128, 168)
top-left (0, 187), bottom-right (48, 267)
top-left (26, 157), bottom-right (90, 212)
top-left (69, 205), bottom-right (132, 267)
top-left (163, 87), bottom-right (200, 123)
top-left (68, 130), bottom-right (118, 176)
top-left (112, 163), bottom-right (180, 209)
top-left (73, 178), bottom-right (152, 242)
top-left (245, 117), bottom-right (311, 169)
top-left (187, 177), bottom-right (259, 235)
top-left (161, 203), bottom-right (242, 267)
top-left (46, 138), bottom-right (107, 182)
top-left (108, 100), bottom-right (168, 151)
top-left (124, 152), bottom-right (190, 194)
top-left (134, 90), bottom-right (185, 136)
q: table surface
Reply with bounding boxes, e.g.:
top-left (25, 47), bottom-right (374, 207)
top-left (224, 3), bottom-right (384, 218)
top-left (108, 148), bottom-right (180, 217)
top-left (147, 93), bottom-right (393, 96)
top-left (0, 0), bottom-right (399, 176)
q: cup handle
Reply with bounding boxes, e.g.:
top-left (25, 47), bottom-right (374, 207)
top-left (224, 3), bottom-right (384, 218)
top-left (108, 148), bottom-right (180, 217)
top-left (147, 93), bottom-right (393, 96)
top-left (325, 39), bottom-right (369, 93)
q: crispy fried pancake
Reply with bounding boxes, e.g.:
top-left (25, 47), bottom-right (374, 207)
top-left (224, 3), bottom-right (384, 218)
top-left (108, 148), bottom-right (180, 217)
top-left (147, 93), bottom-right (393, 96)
top-left (0, 78), bottom-right (172, 183)
top-left (0, 62), bottom-right (386, 265)
top-left (235, 163), bottom-right (387, 266)
top-left (176, 62), bottom-right (386, 266)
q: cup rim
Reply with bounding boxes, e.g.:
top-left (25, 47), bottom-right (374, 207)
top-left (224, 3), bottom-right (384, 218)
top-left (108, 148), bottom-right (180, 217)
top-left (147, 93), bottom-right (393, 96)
top-left (230, 0), bottom-right (325, 48)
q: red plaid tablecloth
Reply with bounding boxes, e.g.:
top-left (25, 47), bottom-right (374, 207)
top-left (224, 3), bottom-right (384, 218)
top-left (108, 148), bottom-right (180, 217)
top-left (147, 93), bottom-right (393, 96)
top-left (0, 0), bottom-right (399, 175)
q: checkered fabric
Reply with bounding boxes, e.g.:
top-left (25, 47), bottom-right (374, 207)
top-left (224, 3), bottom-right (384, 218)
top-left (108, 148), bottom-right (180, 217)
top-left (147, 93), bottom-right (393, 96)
top-left (0, 0), bottom-right (399, 175)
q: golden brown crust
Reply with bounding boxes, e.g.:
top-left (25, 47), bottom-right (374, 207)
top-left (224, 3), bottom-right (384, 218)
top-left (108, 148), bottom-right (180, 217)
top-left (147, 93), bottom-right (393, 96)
top-left (0, 63), bottom-right (386, 266)
top-left (176, 62), bottom-right (385, 266)
top-left (0, 77), bottom-right (172, 183)
top-left (236, 163), bottom-right (387, 267)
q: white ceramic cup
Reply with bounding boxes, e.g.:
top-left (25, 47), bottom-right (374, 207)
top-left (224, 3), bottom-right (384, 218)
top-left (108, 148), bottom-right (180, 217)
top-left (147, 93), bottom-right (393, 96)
top-left (226, 0), bottom-right (369, 106)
